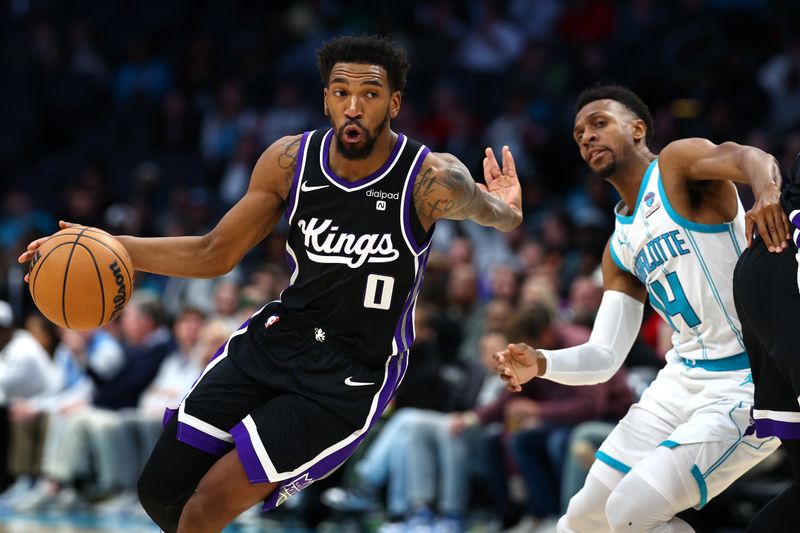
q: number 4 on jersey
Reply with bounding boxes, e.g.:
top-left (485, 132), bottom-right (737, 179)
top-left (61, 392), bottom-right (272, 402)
top-left (648, 271), bottom-right (701, 329)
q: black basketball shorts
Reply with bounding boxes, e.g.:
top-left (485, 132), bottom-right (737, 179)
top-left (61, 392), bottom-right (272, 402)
top-left (163, 301), bottom-right (409, 509)
top-left (734, 237), bottom-right (800, 440)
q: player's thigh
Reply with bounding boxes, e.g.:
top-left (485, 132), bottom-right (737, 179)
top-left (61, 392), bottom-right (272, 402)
top-left (236, 393), bottom-right (367, 482)
top-left (180, 344), bottom-right (278, 435)
top-left (594, 404), bottom-right (677, 481)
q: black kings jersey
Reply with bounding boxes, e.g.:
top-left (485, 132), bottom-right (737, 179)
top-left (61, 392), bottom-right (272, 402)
top-left (281, 128), bottom-right (433, 365)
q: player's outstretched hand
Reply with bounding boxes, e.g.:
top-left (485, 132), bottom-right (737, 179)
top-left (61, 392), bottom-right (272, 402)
top-left (746, 187), bottom-right (790, 253)
top-left (482, 146), bottom-right (523, 228)
top-left (17, 220), bottom-right (76, 282)
top-left (493, 342), bottom-right (540, 392)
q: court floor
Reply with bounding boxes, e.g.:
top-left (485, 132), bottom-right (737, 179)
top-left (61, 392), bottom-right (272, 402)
top-left (0, 508), bottom-right (320, 533)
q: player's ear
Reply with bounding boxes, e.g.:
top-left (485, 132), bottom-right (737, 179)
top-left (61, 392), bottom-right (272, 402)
top-left (390, 90), bottom-right (401, 119)
top-left (632, 119), bottom-right (646, 143)
top-left (323, 87), bottom-right (330, 117)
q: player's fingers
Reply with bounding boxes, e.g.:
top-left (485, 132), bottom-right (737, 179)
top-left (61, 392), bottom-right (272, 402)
top-left (783, 210), bottom-right (792, 241)
top-left (59, 220), bottom-right (76, 229)
top-left (23, 273), bottom-right (29, 284)
top-left (508, 342), bottom-right (530, 358)
top-left (502, 145), bottom-right (517, 177)
top-left (773, 208), bottom-right (790, 249)
top-left (745, 214), bottom-right (755, 248)
top-left (759, 216), bottom-right (780, 252)
top-left (485, 147), bottom-right (498, 168)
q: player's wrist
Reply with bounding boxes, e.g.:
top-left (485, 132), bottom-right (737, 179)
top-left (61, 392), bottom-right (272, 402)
top-left (535, 350), bottom-right (548, 377)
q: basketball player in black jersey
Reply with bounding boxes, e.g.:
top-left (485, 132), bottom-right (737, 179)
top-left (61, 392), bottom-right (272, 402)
top-left (733, 154), bottom-right (800, 533)
top-left (19, 35), bottom-right (522, 533)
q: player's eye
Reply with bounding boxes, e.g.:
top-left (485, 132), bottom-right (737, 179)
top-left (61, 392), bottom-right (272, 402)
top-left (333, 89), bottom-right (346, 97)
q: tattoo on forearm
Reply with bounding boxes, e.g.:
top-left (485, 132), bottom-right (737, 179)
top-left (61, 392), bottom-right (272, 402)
top-left (426, 199), bottom-right (457, 218)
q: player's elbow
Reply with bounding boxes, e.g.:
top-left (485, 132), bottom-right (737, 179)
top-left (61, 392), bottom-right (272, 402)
top-left (200, 233), bottom-right (241, 277)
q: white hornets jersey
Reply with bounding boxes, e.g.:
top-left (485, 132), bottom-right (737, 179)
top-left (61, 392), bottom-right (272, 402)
top-left (609, 158), bottom-right (747, 362)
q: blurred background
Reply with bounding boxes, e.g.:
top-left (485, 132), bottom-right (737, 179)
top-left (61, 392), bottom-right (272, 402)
top-left (0, 0), bottom-right (798, 532)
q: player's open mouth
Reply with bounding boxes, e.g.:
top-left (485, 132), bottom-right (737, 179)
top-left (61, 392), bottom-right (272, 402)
top-left (343, 125), bottom-right (363, 144)
top-left (589, 148), bottom-right (608, 163)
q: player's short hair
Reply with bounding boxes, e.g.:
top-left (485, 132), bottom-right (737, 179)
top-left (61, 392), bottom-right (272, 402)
top-left (316, 35), bottom-right (410, 94)
top-left (576, 84), bottom-right (654, 145)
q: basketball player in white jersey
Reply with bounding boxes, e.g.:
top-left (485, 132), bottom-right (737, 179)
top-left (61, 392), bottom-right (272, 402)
top-left (494, 84), bottom-right (790, 533)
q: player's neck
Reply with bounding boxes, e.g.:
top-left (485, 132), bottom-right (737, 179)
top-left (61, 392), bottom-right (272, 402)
top-left (608, 150), bottom-right (656, 215)
top-left (328, 131), bottom-right (399, 182)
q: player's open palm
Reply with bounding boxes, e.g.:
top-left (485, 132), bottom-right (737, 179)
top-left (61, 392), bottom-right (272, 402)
top-left (483, 146), bottom-right (522, 224)
top-left (494, 342), bottom-right (540, 392)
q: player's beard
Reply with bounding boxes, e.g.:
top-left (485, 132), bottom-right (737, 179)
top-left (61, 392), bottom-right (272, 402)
top-left (596, 159), bottom-right (617, 179)
top-left (333, 111), bottom-right (390, 161)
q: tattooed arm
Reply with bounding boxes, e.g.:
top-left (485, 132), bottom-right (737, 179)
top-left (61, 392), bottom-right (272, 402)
top-left (24, 135), bottom-right (302, 279)
top-left (414, 147), bottom-right (522, 232)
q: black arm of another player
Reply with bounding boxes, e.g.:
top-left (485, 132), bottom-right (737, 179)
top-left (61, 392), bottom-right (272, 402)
top-left (413, 147), bottom-right (523, 232)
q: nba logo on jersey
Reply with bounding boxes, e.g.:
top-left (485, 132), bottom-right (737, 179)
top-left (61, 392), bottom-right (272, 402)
top-left (265, 315), bottom-right (280, 329)
top-left (376, 200), bottom-right (386, 211)
top-left (643, 191), bottom-right (661, 218)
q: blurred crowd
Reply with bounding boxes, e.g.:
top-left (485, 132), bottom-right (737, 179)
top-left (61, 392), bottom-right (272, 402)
top-left (1, 0), bottom-right (800, 531)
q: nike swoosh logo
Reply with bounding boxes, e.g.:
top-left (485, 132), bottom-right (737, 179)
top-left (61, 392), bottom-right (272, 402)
top-left (344, 376), bottom-right (375, 387)
top-left (301, 181), bottom-right (329, 192)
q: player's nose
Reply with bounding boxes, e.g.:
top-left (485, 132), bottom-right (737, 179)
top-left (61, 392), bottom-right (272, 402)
top-left (344, 96), bottom-right (361, 118)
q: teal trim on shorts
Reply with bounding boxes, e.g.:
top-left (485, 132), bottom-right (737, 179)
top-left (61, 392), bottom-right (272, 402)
top-left (680, 351), bottom-right (750, 371)
top-left (595, 450), bottom-right (632, 474)
top-left (691, 465), bottom-right (708, 509)
top-left (659, 440), bottom-right (679, 449)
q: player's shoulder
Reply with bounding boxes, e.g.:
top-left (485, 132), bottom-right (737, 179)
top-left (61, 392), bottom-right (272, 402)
top-left (658, 138), bottom-right (716, 170)
top-left (248, 134), bottom-right (308, 196)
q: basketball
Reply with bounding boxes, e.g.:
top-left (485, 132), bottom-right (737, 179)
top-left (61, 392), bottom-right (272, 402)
top-left (28, 226), bottom-right (134, 330)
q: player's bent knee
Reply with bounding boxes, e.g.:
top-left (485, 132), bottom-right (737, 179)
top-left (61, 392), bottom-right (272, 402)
top-left (559, 483), bottom-right (609, 532)
top-left (138, 472), bottom-right (180, 533)
top-left (605, 483), bottom-right (676, 533)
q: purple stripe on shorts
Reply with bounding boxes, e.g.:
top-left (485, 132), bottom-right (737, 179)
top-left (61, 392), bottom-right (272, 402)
top-left (322, 129), bottom-right (405, 189)
top-left (176, 421), bottom-right (233, 457)
top-left (162, 407), bottom-right (177, 428)
top-left (284, 131), bottom-right (311, 222)
top-left (231, 420), bottom-right (269, 483)
top-left (754, 418), bottom-right (800, 440)
top-left (259, 353), bottom-right (403, 510)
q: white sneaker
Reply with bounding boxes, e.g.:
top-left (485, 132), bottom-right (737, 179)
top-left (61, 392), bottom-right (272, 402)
top-left (94, 490), bottom-right (139, 515)
top-left (12, 482), bottom-right (58, 512)
top-left (0, 476), bottom-right (33, 505)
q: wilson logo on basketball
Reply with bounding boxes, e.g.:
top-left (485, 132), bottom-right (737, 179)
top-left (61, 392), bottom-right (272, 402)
top-left (297, 217), bottom-right (399, 268)
top-left (29, 249), bottom-right (41, 272)
top-left (108, 260), bottom-right (128, 320)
